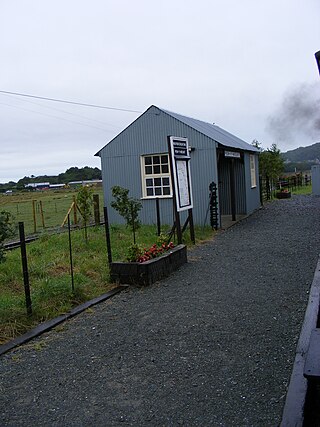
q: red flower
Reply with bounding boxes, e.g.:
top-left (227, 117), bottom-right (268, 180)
top-left (136, 241), bottom-right (175, 263)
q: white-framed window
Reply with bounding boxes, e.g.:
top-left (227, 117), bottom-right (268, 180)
top-left (140, 153), bottom-right (172, 198)
top-left (250, 154), bottom-right (257, 188)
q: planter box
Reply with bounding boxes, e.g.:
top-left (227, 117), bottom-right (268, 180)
top-left (276, 191), bottom-right (291, 199)
top-left (110, 244), bottom-right (187, 286)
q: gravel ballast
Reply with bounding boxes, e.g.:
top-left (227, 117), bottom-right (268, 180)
top-left (1, 195), bottom-right (320, 426)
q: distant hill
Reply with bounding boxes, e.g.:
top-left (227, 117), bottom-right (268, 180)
top-left (281, 142), bottom-right (320, 173)
top-left (0, 166), bottom-right (102, 192)
top-left (282, 142), bottom-right (320, 162)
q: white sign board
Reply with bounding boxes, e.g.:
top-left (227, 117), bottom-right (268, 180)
top-left (225, 150), bottom-right (241, 159)
top-left (169, 136), bottom-right (193, 212)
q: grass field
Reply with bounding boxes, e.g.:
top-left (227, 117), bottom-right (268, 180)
top-left (1, 183), bottom-right (312, 238)
top-left (291, 183), bottom-right (312, 195)
top-left (0, 217), bottom-right (215, 344)
top-left (0, 187), bottom-right (105, 238)
top-left (4, 182), bottom-right (312, 345)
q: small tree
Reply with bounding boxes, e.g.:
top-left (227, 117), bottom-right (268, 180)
top-left (111, 186), bottom-right (142, 244)
top-left (76, 186), bottom-right (93, 242)
top-left (0, 210), bottom-right (15, 263)
top-left (259, 143), bottom-right (284, 181)
top-left (254, 142), bottom-right (284, 198)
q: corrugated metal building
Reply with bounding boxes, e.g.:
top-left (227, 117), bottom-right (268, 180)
top-left (96, 105), bottom-right (260, 227)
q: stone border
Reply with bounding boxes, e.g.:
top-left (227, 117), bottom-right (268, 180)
top-left (110, 244), bottom-right (187, 286)
top-left (280, 257), bottom-right (320, 426)
top-left (0, 286), bottom-right (128, 357)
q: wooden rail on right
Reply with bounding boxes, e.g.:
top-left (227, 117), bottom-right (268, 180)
top-left (281, 257), bottom-right (320, 427)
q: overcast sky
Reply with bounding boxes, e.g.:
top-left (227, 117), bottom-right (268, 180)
top-left (1, 0), bottom-right (319, 183)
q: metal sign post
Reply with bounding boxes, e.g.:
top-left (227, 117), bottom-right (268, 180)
top-left (168, 136), bottom-right (195, 244)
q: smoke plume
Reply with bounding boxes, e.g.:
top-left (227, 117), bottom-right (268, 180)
top-left (267, 82), bottom-right (320, 143)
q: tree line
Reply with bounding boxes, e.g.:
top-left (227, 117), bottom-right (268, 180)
top-left (0, 166), bottom-right (102, 192)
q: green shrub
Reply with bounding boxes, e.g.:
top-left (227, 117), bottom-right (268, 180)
top-left (0, 211), bottom-right (15, 263)
top-left (76, 186), bottom-right (93, 242)
top-left (111, 186), bottom-right (142, 244)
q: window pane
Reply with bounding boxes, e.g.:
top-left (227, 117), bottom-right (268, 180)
top-left (161, 155), bottom-right (168, 164)
top-left (145, 166), bottom-right (152, 174)
top-left (142, 154), bottom-right (171, 198)
top-left (153, 156), bottom-right (160, 165)
top-left (161, 164), bottom-right (169, 173)
top-left (162, 177), bottom-right (169, 186)
top-left (145, 157), bottom-right (152, 165)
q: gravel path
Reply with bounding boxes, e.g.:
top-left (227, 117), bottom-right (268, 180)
top-left (1, 195), bottom-right (320, 427)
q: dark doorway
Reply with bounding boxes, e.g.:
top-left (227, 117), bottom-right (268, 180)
top-left (217, 150), bottom-right (246, 219)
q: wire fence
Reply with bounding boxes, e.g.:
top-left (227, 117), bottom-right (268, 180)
top-left (260, 173), bottom-right (311, 203)
top-left (0, 189), bottom-right (105, 239)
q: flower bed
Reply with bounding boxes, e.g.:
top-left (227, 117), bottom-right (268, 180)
top-left (276, 190), bottom-right (291, 199)
top-left (110, 244), bottom-right (187, 286)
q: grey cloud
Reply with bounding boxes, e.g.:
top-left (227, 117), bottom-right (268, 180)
top-left (266, 83), bottom-right (320, 144)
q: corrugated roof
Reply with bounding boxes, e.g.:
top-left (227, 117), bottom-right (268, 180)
top-left (96, 105), bottom-right (259, 155)
top-left (161, 107), bottom-right (258, 152)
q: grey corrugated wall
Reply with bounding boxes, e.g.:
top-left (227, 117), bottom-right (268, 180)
top-left (99, 106), bottom-right (218, 226)
top-left (98, 105), bottom-right (260, 226)
top-left (244, 153), bottom-right (261, 214)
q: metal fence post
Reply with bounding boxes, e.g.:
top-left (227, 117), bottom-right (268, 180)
top-left (104, 206), bottom-right (113, 264)
top-left (67, 214), bottom-right (75, 292)
top-left (19, 222), bottom-right (32, 316)
top-left (156, 198), bottom-right (161, 236)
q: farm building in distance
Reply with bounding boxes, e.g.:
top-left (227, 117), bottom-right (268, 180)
top-left (24, 180), bottom-right (102, 190)
top-left (25, 182), bottom-right (51, 190)
top-left (96, 105), bottom-right (260, 228)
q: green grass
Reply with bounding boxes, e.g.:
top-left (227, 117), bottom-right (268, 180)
top-left (291, 183), bottom-right (312, 195)
top-left (0, 223), bottom-right (215, 344)
top-left (0, 187), bottom-right (105, 238)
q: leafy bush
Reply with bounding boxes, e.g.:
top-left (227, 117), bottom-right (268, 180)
top-left (76, 186), bottom-right (93, 242)
top-left (0, 211), bottom-right (15, 263)
top-left (126, 243), bottom-right (144, 262)
top-left (111, 186), bottom-right (142, 244)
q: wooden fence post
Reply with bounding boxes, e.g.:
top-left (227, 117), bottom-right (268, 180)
top-left (32, 200), bottom-right (37, 233)
top-left (73, 195), bottom-right (77, 225)
top-left (39, 200), bottom-right (45, 229)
